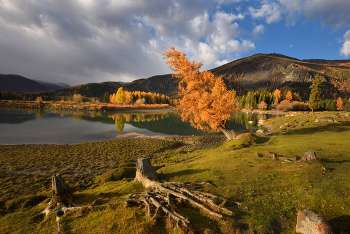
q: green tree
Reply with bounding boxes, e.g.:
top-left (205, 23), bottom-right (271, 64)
top-left (101, 92), bottom-right (110, 103)
top-left (115, 87), bottom-right (126, 104)
top-left (308, 75), bottom-right (323, 113)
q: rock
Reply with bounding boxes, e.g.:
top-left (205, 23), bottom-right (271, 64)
top-left (256, 129), bottom-right (265, 134)
top-left (267, 151), bottom-right (277, 160)
top-left (248, 121), bottom-right (257, 125)
top-left (285, 123), bottom-right (289, 126)
top-left (301, 151), bottom-right (317, 162)
top-left (315, 116), bottom-right (334, 122)
top-left (345, 113), bottom-right (349, 117)
top-left (296, 210), bottom-right (334, 234)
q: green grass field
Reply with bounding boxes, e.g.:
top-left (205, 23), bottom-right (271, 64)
top-left (0, 111), bottom-right (349, 233)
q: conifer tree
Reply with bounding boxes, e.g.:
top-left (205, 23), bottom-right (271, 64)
top-left (308, 75), bottom-right (323, 113)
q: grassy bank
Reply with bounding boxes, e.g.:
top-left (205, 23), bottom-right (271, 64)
top-left (0, 111), bottom-right (349, 233)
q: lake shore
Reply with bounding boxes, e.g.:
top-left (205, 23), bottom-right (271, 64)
top-left (0, 100), bottom-right (175, 112)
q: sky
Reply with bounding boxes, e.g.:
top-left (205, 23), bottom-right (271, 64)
top-left (1, 0), bottom-right (350, 86)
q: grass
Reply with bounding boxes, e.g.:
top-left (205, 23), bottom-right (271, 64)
top-left (0, 111), bottom-right (350, 233)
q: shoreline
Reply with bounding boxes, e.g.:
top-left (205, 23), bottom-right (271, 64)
top-left (0, 100), bottom-right (176, 112)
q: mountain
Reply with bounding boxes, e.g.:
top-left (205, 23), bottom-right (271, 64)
top-left (0, 74), bottom-right (51, 93)
top-left (0, 74), bottom-right (70, 93)
top-left (35, 80), bottom-right (70, 90)
top-left (210, 53), bottom-right (350, 99)
top-left (8, 53), bottom-right (350, 100)
top-left (37, 81), bottom-right (123, 99)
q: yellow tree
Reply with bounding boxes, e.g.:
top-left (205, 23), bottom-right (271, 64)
top-left (163, 46), bottom-right (237, 140)
top-left (115, 87), bottom-right (126, 104)
top-left (337, 97), bottom-right (343, 111)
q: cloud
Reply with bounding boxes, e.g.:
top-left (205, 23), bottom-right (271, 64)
top-left (0, 0), bottom-right (259, 85)
top-left (340, 30), bottom-right (350, 57)
top-left (252, 24), bottom-right (264, 39)
top-left (248, 0), bottom-right (350, 28)
top-left (248, 2), bottom-right (282, 23)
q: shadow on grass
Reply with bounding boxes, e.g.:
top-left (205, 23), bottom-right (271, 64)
top-left (320, 158), bottom-right (350, 164)
top-left (329, 215), bottom-right (350, 233)
top-left (282, 123), bottom-right (350, 136)
top-left (161, 169), bottom-right (209, 180)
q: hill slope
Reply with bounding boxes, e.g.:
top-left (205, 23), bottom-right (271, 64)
top-left (211, 53), bottom-right (350, 95)
top-left (0, 74), bottom-right (51, 93)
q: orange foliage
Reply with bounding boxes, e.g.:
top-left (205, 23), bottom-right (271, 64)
top-left (337, 97), bottom-right (343, 111)
top-left (164, 46), bottom-right (236, 132)
top-left (285, 91), bottom-right (293, 101)
top-left (273, 89), bottom-right (281, 103)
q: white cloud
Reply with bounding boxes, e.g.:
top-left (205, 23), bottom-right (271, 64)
top-left (248, 2), bottom-right (282, 24)
top-left (252, 24), bottom-right (264, 39)
top-left (215, 59), bottom-right (229, 67)
top-left (340, 30), bottom-right (350, 56)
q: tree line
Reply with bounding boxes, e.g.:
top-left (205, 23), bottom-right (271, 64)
top-left (100, 88), bottom-right (179, 106)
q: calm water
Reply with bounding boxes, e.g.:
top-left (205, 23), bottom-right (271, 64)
top-left (0, 107), bottom-right (277, 145)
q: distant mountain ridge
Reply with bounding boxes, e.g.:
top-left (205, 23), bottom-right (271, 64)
top-left (0, 74), bottom-right (70, 93)
top-left (2, 53), bottom-right (350, 100)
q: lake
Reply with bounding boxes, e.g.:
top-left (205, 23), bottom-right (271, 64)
top-left (0, 107), bottom-right (278, 145)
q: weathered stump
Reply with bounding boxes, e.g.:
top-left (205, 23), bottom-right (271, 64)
top-left (51, 173), bottom-right (73, 207)
top-left (220, 127), bottom-right (236, 140)
top-left (301, 151), bottom-right (317, 162)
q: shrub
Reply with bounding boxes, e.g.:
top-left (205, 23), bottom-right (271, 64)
top-left (134, 98), bottom-right (146, 105)
top-left (35, 96), bottom-right (43, 103)
top-left (276, 100), bottom-right (308, 111)
top-left (72, 94), bottom-right (82, 103)
top-left (276, 100), bottom-right (293, 112)
top-left (258, 101), bottom-right (268, 110)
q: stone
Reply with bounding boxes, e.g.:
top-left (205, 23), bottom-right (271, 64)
top-left (301, 151), bottom-right (317, 162)
top-left (315, 116), bottom-right (334, 122)
top-left (256, 129), bottom-right (265, 134)
top-left (296, 210), bottom-right (334, 234)
top-left (345, 113), bottom-right (349, 117)
top-left (248, 121), bottom-right (257, 125)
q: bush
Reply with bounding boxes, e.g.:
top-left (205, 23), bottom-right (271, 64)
top-left (276, 100), bottom-right (293, 112)
top-left (72, 94), bottom-right (82, 103)
top-left (134, 98), bottom-right (146, 105)
top-left (35, 96), bottom-right (43, 103)
top-left (276, 100), bottom-right (308, 111)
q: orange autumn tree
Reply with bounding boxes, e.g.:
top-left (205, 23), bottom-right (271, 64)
top-left (337, 97), bottom-right (344, 111)
top-left (285, 90), bottom-right (293, 102)
top-left (163, 46), bottom-right (237, 140)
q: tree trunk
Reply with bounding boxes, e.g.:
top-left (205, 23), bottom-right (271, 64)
top-left (220, 124), bottom-right (236, 140)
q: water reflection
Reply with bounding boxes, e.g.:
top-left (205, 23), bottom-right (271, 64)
top-left (0, 107), bottom-right (278, 144)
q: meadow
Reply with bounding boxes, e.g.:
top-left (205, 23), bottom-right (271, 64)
top-left (0, 111), bottom-right (349, 233)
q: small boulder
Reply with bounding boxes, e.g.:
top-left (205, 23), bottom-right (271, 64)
top-left (345, 113), bottom-right (349, 117)
top-left (301, 151), bottom-right (317, 162)
top-left (256, 129), bottom-right (265, 134)
top-left (248, 121), bottom-right (257, 125)
top-left (296, 210), bottom-right (334, 234)
top-left (315, 116), bottom-right (334, 122)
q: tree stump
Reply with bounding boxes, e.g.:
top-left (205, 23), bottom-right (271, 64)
top-left (301, 151), bottom-right (317, 162)
top-left (51, 173), bottom-right (73, 207)
top-left (220, 127), bottom-right (236, 140)
top-left (133, 157), bottom-right (234, 230)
